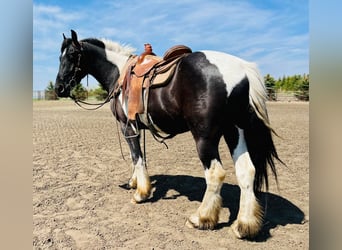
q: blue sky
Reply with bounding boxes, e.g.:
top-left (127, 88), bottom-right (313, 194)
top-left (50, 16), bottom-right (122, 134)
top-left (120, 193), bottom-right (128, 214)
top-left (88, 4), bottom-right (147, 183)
top-left (33, 0), bottom-right (308, 90)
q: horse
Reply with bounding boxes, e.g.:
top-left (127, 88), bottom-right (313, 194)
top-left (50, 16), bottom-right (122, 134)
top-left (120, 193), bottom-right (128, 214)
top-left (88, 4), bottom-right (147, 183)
top-left (55, 30), bottom-right (283, 239)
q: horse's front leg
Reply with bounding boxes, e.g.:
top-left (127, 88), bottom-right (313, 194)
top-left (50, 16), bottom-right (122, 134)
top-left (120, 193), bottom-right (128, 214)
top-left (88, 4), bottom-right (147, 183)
top-left (122, 125), bottom-right (152, 203)
top-left (186, 137), bottom-right (226, 230)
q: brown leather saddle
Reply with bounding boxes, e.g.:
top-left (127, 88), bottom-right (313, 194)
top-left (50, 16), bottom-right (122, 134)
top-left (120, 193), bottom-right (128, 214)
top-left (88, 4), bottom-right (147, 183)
top-left (117, 45), bottom-right (192, 120)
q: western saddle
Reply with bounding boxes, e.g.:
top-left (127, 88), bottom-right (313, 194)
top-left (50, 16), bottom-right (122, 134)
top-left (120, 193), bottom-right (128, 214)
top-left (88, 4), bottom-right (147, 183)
top-left (116, 45), bottom-right (192, 121)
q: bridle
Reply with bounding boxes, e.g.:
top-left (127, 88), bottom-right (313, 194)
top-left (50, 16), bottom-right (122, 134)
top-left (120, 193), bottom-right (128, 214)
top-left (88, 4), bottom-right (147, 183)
top-left (67, 44), bottom-right (115, 110)
top-left (68, 52), bottom-right (82, 90)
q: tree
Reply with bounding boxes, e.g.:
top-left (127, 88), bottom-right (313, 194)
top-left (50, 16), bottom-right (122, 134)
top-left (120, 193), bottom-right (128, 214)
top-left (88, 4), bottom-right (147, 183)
top-left (91, 85), bottom-right (108, 100)
top-left (70, 83), bottom-right (88, 100)
top-left (264, 74), bottom-right (277, 100)
top-left (45, 81), bottom-right (58, 100)
top-left (294, 74), bottom-right (309, 101)
top-left (266, 73), bottom-right (309, 101)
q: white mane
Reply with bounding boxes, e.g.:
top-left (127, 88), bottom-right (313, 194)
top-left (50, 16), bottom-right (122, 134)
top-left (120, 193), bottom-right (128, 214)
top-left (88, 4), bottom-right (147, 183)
top-left (100, 38), bottom-right (136, 56)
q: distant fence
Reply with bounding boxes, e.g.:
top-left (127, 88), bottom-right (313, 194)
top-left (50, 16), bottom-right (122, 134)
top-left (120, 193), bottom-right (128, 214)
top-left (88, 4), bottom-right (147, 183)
top-left (266, 89), bottom-right (308, 102)
top-left (33, 91), bottom-right (45, 100)
top-left (33, 90), bottom-right (59, 100)
top-left (275, 92), bottom-right (298, 102)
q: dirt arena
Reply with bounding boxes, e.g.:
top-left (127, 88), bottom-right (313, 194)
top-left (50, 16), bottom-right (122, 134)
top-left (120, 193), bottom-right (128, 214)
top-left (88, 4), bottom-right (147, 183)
top-left (33, 100), bottom-right (309, 249)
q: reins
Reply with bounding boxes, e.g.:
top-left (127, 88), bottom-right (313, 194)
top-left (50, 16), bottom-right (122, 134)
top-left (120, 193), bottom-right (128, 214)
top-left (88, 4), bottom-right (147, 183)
top-left (68, 49), bottom-right (114, 110)
top-left (70, 83), bottom-right (114, 110)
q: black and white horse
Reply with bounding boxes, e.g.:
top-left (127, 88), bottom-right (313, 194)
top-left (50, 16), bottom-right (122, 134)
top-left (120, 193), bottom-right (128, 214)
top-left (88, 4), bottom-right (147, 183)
top-left (55, 30), bottom-right (283, 239)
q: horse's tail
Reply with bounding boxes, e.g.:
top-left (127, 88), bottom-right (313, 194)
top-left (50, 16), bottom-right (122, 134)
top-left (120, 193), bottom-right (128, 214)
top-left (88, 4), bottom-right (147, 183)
top-left (242, 62), bottom-right (284, 192)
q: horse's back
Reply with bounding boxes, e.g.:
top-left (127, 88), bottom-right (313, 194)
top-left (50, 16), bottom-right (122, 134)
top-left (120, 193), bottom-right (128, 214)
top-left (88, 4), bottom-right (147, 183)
top-left (176, 50), bottom-right (254, 101)
top-left (182, 50), bottom-right (267, 121)
top-left (148, 49), bottom-right (266, 134)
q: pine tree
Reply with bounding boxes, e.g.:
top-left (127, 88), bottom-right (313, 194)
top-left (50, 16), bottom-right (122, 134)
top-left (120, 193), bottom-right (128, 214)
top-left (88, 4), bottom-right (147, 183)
top-left (264, 74), bottom-right (277, 100)
top-left (45, 81), bottom-right (58, 100)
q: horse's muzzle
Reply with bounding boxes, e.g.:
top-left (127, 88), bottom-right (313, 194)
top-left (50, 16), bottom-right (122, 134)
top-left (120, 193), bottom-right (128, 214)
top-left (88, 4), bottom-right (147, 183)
top-left (55, 83), bottom-right (70, 97)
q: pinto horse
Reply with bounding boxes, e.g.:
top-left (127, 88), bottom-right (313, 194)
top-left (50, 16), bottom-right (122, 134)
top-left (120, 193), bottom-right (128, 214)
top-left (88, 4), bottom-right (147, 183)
top-left (55, 30), bottom-right (283, 239)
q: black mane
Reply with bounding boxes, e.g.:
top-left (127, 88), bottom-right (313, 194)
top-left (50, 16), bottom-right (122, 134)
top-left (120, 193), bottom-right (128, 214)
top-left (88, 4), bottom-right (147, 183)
top-left (81, 38), bottom-right (105, 49)
top-left (61, 38), bottom-right (105, 53)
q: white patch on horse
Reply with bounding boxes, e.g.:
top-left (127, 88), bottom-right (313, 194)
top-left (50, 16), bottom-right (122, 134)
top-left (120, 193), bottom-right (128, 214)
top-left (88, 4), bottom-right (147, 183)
top-left (118, 92), bottom-right (128, 117)
top-left (62, 48), bottom-right (67, 58)
top-left (101, 39), bottom-right (135, 70)
top-left (231, 127), bottom-right (263, 238)
top-left (201, 50), bottom-right (248, 96)
top-left (104, 49), bottom-right (129, 71)
top-left (203, 50), bottom-right (269, 127)
top-left (132, 157), bottom-right (152, 203)
top-left (186, 159), bottom-right (226, 229)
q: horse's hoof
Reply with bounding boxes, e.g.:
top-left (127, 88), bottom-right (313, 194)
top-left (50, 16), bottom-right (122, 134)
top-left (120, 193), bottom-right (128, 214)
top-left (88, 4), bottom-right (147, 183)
top-left (132, 190), bottom-right (150, 203)
top-left (119, 183), bottom-right (131, 190)
top-left (231, 219), bottom-right (261, 239)
top-left (185, 214), bottom-right (216, 230)
top-left (185, 216), bottom-right (197, 229)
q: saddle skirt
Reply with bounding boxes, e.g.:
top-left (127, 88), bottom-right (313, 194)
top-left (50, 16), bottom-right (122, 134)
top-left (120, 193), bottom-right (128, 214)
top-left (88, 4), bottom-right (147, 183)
top-left (117, 45), bottom-right (192, 120)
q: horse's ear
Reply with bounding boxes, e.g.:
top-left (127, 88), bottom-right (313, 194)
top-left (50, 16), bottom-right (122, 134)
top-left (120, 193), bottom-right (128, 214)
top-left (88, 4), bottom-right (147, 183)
top-left (63, 33), bottom-right (66, 40)
top-left (71, 29), bottom-right (81, 50)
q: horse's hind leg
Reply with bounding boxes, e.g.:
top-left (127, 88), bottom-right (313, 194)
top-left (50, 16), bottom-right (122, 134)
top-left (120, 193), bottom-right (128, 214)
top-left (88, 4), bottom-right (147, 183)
top-left (186, 137), bottom-right (226, 230)
top-left (226, 127), bottom-right (263, 239)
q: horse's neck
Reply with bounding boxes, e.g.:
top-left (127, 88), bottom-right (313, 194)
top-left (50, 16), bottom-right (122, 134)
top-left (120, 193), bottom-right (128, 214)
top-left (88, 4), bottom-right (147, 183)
top-left (89, 60), bottom-right (119, 92)
top-left (85, 45), bottom-right (129, 93)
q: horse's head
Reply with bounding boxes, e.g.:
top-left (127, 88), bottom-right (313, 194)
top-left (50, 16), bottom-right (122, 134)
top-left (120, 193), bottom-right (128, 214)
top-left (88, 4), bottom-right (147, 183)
top-left (55, 30), bottom-right (86, 97)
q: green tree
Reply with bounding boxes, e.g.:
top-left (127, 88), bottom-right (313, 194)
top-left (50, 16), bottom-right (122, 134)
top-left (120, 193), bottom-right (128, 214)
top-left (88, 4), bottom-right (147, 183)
top-left (267, 73), bottom-right (310, 101)
top-left (92, 85), bottom-right (108, 100)
top-left (45, 81), bottom-right (58, 100)
top-left (70, 83), bottom-right (88, 100)
top-left (294, 74), bottom-right (309, 101)
top-left (264, 74), bottom-right (277, 100)
top-left (264, 74), bottom-right (276, 88)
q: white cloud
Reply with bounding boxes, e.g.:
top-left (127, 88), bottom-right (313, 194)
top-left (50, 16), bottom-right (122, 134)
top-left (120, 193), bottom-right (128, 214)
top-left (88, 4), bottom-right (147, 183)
top-left (33, 0), bottom-right (308, 90)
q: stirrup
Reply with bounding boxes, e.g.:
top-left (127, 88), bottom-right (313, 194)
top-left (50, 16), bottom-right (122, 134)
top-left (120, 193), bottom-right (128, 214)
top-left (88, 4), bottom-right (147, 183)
top-left (123, 118), bottom-right (140, 139)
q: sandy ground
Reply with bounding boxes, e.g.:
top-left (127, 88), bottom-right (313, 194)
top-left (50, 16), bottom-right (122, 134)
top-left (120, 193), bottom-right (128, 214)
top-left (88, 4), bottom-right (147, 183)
top-left (33, 100), bottom-right (309, 249)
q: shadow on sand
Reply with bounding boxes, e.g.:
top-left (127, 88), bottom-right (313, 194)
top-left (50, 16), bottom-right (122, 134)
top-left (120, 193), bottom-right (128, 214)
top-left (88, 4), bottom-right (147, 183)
top-left (144, 174), bottom-right (306, 242)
